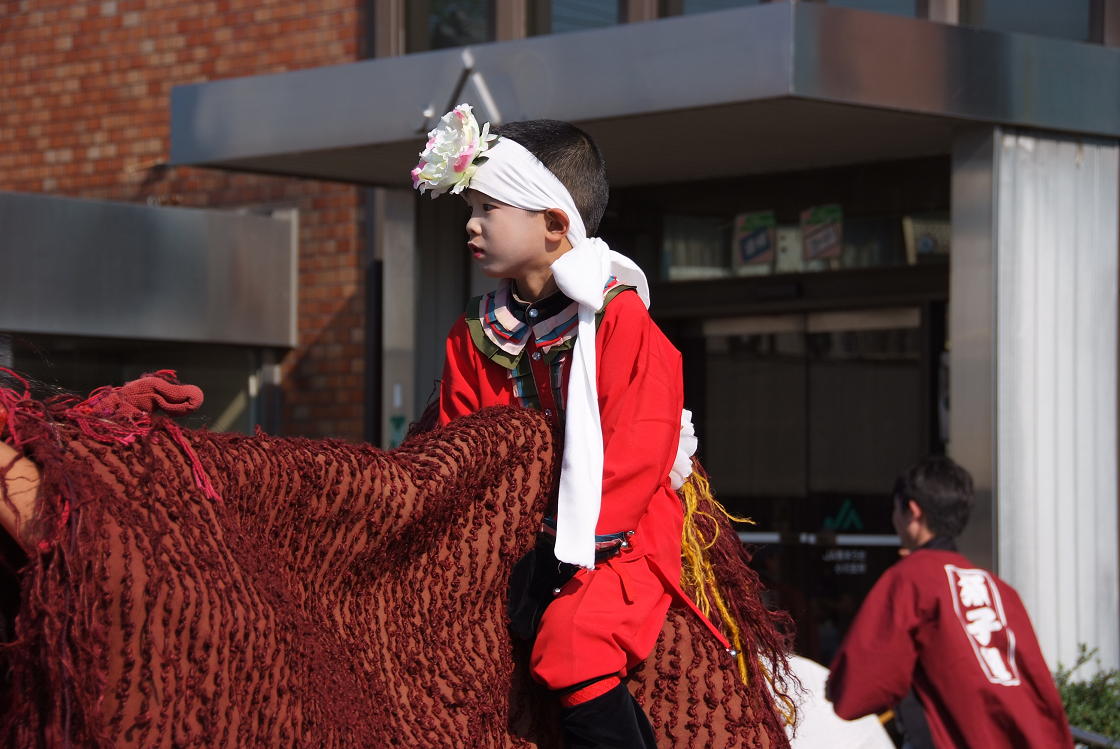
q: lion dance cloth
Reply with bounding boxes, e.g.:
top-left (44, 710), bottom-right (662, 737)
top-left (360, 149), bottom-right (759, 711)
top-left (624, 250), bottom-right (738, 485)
top-left (0, 373), bottom-right (794, 747)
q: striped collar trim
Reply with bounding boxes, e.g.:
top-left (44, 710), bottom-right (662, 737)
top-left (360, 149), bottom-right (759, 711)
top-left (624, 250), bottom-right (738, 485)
top-left (468, 279), bottom-right (618, 370)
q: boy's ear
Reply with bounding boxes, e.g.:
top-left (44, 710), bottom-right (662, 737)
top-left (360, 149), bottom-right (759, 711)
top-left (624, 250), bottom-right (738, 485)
top-left (543, 208), bottom-right (570, 238)
top-left (906, 499), bottom-right (924, 523)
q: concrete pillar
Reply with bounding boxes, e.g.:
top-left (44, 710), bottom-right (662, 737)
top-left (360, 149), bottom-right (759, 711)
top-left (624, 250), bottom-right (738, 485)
top-left (951, 127), bottom-right (1119, 671)
top-left (373, 188), bottom-right (417, 448)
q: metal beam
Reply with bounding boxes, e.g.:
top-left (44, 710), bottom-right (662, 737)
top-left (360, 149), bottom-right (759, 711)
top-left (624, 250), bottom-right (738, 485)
top-left (621, 0), bottom-right (658, 23)
top-left (494, 0), bottom-right (529, 40)
top-left (372, 0), bottom-right (406, 57)
top-left (918, 0), bottom-right (959, 24)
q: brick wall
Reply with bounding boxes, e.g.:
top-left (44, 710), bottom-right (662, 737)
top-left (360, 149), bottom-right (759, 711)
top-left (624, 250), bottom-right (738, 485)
top-left (0, 0), bottom-right (368, 440)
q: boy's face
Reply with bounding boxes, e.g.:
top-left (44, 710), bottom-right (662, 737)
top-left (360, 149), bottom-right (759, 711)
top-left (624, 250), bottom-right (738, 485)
top-left (464, 190), bottom-right (554, 282)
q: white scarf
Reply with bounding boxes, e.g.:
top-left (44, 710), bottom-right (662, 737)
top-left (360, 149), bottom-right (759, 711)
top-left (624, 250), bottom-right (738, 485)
top-left (471, 137), bottom-right (680, 568)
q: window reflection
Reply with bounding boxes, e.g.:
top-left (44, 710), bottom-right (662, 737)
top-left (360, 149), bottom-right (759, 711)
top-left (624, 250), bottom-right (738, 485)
top-left (963, 0), bottom-right (1090, 43)
top-left (829, 0), bottom-right (917, 18)
top-left (531, 0), bottom-right (620, 35)
top-left (407, 0), bottom-right (494, 53)
top-left (674, 0), bottom-right (760, 15)
top-left (661, 210), bottom-right (948, 281)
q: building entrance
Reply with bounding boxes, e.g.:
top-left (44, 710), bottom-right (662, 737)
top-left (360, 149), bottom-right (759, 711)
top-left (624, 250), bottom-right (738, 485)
top-left (677, 302), bottom-right (946, 664)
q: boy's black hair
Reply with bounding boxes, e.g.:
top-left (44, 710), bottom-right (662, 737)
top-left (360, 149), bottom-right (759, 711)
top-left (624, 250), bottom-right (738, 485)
top-left (492, 119), bottom-right (609, 235)
top-left (892, 456), bottom-right (974, 539)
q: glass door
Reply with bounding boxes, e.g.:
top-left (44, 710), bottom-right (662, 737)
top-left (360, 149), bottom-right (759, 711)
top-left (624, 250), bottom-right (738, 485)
top-left (688, 305), bottom-right (944, 663)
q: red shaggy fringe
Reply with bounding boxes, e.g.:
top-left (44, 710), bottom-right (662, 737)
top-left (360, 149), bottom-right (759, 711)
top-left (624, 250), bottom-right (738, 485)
top-left (0, 383), bottom-right (794, 748)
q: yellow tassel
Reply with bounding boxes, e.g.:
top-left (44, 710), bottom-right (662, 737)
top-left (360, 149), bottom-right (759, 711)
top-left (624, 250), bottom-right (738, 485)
top-left (679, 470), bottom-right (754, 684)
top-left (679, 469), bottom-right (798, 727)
top-left (757, 660), bottom-right (799, 727)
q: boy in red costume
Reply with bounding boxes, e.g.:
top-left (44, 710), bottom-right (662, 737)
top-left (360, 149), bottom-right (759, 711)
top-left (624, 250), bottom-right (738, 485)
top-left (826, 457), bottom-right (1073, 748)
top-left (414, 106), bottom-right (724, 747)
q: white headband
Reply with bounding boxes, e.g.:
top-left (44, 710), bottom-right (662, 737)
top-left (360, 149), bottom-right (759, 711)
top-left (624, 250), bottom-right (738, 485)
top-left (469, 138), bottom-right (587, 242)
top-left (413, 105), bottom-right (653, 568)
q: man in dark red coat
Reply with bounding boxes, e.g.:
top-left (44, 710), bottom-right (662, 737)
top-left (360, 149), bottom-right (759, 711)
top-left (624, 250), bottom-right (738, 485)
top-left (826, 457), bottom-right (1073, 748)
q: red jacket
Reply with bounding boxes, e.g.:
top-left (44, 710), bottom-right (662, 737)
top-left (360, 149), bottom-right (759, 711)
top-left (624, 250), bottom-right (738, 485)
top-left (439, 283), bottom-right (724, 688)
top-left (827, 546), bottom-right (1073, 749)
top-left (439, 283), bottom-right (683, 538)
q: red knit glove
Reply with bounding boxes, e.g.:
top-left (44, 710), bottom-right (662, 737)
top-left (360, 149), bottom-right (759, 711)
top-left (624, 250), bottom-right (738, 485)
top-left (117, 370), bottom-right (204, 416)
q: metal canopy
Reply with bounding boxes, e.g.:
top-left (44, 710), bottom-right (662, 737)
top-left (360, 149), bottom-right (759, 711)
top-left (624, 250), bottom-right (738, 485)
top-left (170, 2), bottom-right (1120, 186)
top-left (0, 191), bottom-right (296, 347)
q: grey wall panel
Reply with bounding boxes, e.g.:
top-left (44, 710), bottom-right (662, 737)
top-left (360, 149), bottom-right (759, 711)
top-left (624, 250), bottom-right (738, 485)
top-left (0, 191), bottom-right (295, 347)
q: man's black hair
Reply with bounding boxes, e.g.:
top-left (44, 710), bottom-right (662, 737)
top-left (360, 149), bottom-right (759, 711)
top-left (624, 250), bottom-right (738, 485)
top-left (492, 119), bottom-right (609, 235)
top-left (892, 456), bottom-right (974, 539)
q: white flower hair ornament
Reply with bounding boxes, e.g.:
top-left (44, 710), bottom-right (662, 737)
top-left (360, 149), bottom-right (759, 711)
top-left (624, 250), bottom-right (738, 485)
top-left (411, 104), bottom-right (497, 198)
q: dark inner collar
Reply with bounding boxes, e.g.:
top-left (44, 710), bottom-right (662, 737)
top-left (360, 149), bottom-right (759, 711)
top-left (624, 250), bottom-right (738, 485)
top-left (508, 284), bottom-right (573, 325)
top-left (917, 536), bottom-right (958, 552)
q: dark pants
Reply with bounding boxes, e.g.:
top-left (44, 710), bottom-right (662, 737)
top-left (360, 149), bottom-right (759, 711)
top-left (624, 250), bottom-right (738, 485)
top-left (558, 681), bottom-right (657, 749)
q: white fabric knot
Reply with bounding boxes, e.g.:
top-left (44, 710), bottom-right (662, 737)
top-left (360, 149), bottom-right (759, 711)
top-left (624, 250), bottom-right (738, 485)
top-left (551, 239), bottom-right (651, 310)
